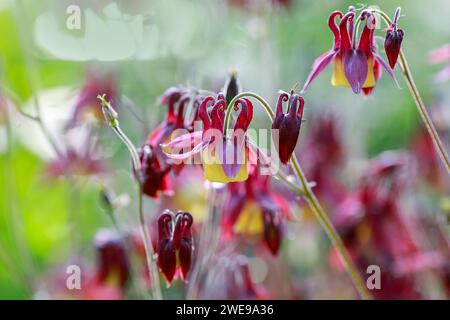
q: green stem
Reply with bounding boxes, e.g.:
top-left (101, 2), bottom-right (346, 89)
top-left (98, 96), bottom-right (162, 300)
top-left (225, 92), bottom-right (372, 300)
top-left (371, 8), bottom-right (450, 175)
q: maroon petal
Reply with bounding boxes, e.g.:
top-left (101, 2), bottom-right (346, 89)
top-left (262, 210), bottom-right (282, 255)
top-left (344, 50), bottom-right (368, 94)
top-left (157, 239), bottom-right (177, 284)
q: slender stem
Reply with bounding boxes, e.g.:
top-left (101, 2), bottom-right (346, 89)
top-left (98, 96), bottom-right (162, 300)
top-left (371, 8), bottom-right (450, 175)
top-left (225, 92), bottom-right (372, 299)
top-left (290, 155), bottom-right (371, 299)
top-left (138, 185), bottom-right (163, 300)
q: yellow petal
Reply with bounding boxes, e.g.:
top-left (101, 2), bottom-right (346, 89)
top-left (233, 201), bottom-right (264, 235)
top-left (331, 58), bottom-right (376, 88)
top-left (201, 147), bottom-right (249, 183)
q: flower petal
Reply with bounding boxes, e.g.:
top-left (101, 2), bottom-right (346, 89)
top-left (344, 50), bottom-right (368, 94)
top-left (164, 139), bottom-right (210, 160)
top-left (162, 131), bottom-right (202, 149)
top-left (302, 50), bottom-right (338, 93)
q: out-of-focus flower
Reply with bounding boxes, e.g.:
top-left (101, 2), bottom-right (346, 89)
top-left (411, 127), bottom-right (444, 190)
top-left (164, 94), bottom-right (255, 183)
top-left (429, 44), bottom-right (450, 83)
top-left (138, 144), bottom-right (172, 198)
top-left (303, 9), bottom-right (395, 95)
top-left (157, 210), bottom-right (194, 285)
top-left (299, 113), bottom-right (346, 208)
top-left (46, 132), bottom-right (107, 178)
top-left (66, 69), bottom-right (119, 129)
top-left (221, 170), bottom-right (292, 255)
top-left (199, 254), bottom-right (269, 299)
top-left (272, 91), bottom-right (305, 164)
top-left (227, 0), bottom-right (293, 11)
top-left (331, 151), bottom-right (446, 299)
top-left (93, 229), bottom-right (130, 289)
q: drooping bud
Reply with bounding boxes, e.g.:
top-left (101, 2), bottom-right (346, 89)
top-left (384, 28), bottom-right (404, 69)
top-left (262, 209), bottom-right (282, 255)
top-left (384, 8), bottom-right (404, 69)
top-left (138, 144), bottom-right (172, 198)
top-left (94, 229), bottom-right (130, 289)
top-left (157, 212), bottom-right (177, 283)
top-left (272, 91), bottom-right (305, 164)
top-left (224, 71), bottom-right (242, 105)
top-left (157, 210), bottom-right (194, 285)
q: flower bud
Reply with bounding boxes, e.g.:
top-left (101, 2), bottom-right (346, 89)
top-left (224, 71), bottom-right (242, 105)
top-left (384, 27), bottom-right (404, 69)
top-left (272, 92), bottom-right (305, 164)
top-left (157, 210), bottom-right (194, 285)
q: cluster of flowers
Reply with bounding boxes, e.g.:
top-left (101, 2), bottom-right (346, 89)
top-left (36, 5), bottom-right (450, 299)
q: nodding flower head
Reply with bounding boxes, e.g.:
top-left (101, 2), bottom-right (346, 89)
top-left (302, 8), bottom-right (395, 95)
top-left (138, 144), bottom-right (172, 198)
top-left (149, 87), bottom-right (203, 147)
top-left (94, 229), bottom-right (130, 289)
top-left (384, 8), bottom-right (404, 69)
top-left (163, 94), bottom-right (255, 183)
top-left (272, 91), bottom-right (305, 165)
top-left (222, 170), bottom-right (292, 255)
top-left (156, 210), bottom-right (194, 285)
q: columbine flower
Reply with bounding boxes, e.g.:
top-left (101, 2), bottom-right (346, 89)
top-left (221, 170), bottom-right (292, 255)
top-left (138, 144), bottom-right (172, 198)
top-left (157, 210), bottom-right (194, 285)
top-left (93, 229), bottom-right (129, 289)
top-left (148, 86), bottom-right (205, 175)
top-left (384, 9), bottom-right (404, 69)
top-left (163, 94), bottom-right (254, 183)
top-left (302, 9), bottom-right (395, 95)
top-left (46, 132), bottom-right (107, 178)
top-left (331, 151), bottom-right (447, 299)
top-left (66, 69), bottom-right (118, 129)
top-left (272, 91), bottom-right (305, 164)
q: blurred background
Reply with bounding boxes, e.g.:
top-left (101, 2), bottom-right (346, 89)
top-left (0, 0), bottom-right (450, 299)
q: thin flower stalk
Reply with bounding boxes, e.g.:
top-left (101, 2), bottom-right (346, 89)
top-left (226, 92), bottom-right (372, 300)
top-left (98, 95), bottom-right (162, 300)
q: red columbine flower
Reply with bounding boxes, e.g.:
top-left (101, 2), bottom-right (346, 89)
top-left (384, 8), bottom-right (404, 69)
top-left (138, 144), bottom-right (172, 198)
top-left (46, 133), bottom-right (107, 178)
top-left (94, 229), bottom-right (130, 289)
top-left (163, 94), bottom-right (255, 183)
top-left (302, 9), bottom-right (395, 95)
top-left (157, 210), bottom-right (194, 285)
top-left (221, 170), bottom-right (292, 255)
top-left (66, 69), bottom-right (118, 129)
top-left (272, 91), bottom-right (305, 164)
